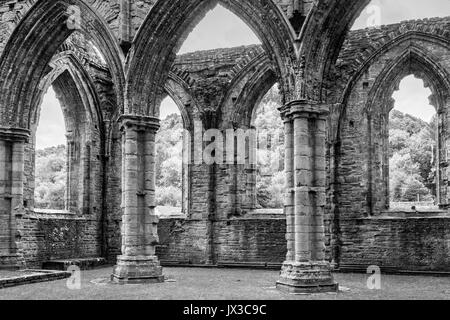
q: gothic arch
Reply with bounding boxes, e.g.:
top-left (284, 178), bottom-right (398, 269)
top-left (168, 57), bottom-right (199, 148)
top-left (0, 0), bottom-right (125, 129)
top-left (30, 50), bottom-right (106, 214)
top-left (298, 0), bottom-right (373, 100)
top-left (227, 59), bottom-right (278, 128)
top-left (125, 0), bottom-right (296, 118)
top-left (336, 42), bottom-right (450, 216)
top-left (365, 47), bottom-right (450, 116)
top-left (164, 70), bottom-right (203, 132)
top-left (33, 51), bottom-right (104, 132)
top-left (337, 32), bottom-right (450, 136)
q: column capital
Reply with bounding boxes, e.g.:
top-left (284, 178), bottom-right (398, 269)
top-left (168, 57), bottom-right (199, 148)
top-left (279, 100), bottom-right (330, 120)
top-left (119, 115), bottom-right (160, 132)
top-left (0, 127), bottom-right (30, 142)
top-left (66, 132), bottom-right (75, 143)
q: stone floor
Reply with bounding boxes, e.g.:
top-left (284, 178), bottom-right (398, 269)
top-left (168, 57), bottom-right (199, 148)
top-left (0, 267), bottom-right (449, 300)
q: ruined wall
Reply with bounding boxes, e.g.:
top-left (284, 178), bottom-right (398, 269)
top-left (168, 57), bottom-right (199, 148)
top-left (4, 33), bottom-right (118, 268)
top-left (155, 17), bottom-right (450, 271)
top-left (152, 46), bottom-right (288, 266)
top-left (1, 1), bottom-right (450, 273)
top-left (338, 217), bottom-right (450, 271)
top-left (330, 17), bottom-right (450, 271)
top-left (157, 216), bottom-right (287, 267)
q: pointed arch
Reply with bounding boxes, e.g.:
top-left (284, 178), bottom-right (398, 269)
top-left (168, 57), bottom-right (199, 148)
top-left (33, 51), bottom-right (104, 133)
top-left (125, 0), bottom-right (295, 118)
top-left (226, 57), bottom-right (278, 128)
top-left (336, 32), bottom-right (450, 141)
top-left (298, 0), bottom-right (372, 100)
top-left (164, 71), bottom-right (203, 132)
top-left (365, 47), bottom-right (450, 116)
top-left (0, 0), bottom-right (125, 129)
top-left (335, 38), bottom-right (450, 216)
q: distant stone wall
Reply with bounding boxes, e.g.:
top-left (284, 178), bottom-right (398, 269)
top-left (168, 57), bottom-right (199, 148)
top-left (157, 216), bottom-right (287, 266)
top-left (339, 217), bottom-right (450, 271)
top-left (16, 212), bottom-right (101, 269)
top-left (157, 215), bottom-right (450, 272)
top-left (329, 17), bottom-right (450, 271)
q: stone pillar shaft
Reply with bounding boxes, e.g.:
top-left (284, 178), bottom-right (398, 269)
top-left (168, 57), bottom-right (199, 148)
top-left (284, 119), bottom-right (295, 262)
top-left (112, 115), bottom-right (164, 284)
top-left (0, 127), bottom-right (29, 269)
top-left (277, 101), bottom-right (338, 294)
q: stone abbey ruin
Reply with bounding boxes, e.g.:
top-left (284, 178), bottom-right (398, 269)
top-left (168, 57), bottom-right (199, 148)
top-left (0, 0), bottom-right (449, 293)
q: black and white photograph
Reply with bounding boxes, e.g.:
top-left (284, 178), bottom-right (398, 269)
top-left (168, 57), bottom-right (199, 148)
top-left (0, 0), bottom-right (449, 308)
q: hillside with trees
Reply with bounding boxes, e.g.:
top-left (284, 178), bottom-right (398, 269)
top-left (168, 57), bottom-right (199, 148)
top-left (254, 86), bottom-right (285, 208)
top-left (33, 103), bottom-right (436, 211)
top-left (33, 88), bottom-right (287, 212)
top-left (389, 109), bottom-right (437, 203)
top-left (155, 113), bottom-right (184, 207)
top-left (34, 145), bottom-right (66, 210)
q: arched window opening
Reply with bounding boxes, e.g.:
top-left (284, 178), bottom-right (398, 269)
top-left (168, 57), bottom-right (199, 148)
top-left (34, 87), bottom-right (67, 211)
top-left (389, 75), bottom-right (437, 210)
top-left (254, 84), bottom-right (285, 211)
top-left (178, 4), bottom-right (261, 54)
top-left (352, 0), bottom-right (450, 30)
top-left (155, 96), bottom-right (186, 217)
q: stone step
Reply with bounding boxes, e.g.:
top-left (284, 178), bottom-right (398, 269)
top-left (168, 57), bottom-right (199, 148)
top-left (218, 261), bottom-right (282, 270)
top-left (42, 257), bottom-right (107, 271)
top-left (0, 270), bottom-right (70, 289)
top-left (337, 264), bottom-right (450, 277)
top-left (0, 254), bottom-right (18, 270)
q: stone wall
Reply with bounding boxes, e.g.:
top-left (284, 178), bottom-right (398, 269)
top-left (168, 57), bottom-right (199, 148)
top-left (157, 216), bottom-right (287, 266)
top-left (0, 1), bottom-right (449, 274)
top-left (339, 217), bottom-right (450, 271)
top-left (329, 17), bottom-right (450, 271)
top-left (16, 212), bottom-right (102, 268)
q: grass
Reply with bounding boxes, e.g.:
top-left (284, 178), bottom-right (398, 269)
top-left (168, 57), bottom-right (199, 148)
top-left (0, 267), bottom-right (449, 300)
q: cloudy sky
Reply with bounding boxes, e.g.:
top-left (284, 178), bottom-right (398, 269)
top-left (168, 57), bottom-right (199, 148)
top-left (36, 1), bottom-right (449, 149)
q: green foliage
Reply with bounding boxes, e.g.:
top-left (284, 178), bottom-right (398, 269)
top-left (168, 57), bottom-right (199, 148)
top-left (255, 85), bottom-right (285, 209)
top-left (156, 113), bottom-right (183, 207)
top-left (34, 145), bottom-right (66, 210)
top-left (389, 110), bottom-right (436, 203)
top-left (154, 85), bottom-right (286, 210)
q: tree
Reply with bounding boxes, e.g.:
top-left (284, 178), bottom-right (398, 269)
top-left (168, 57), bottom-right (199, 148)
top-left (155, 113), bottom-right (183, 207)
top-left (389, 109), bottom-right (436, 203)
top-left (34, 145), bottom-right (67, 210)
top-left (255, 85), bottom-right (285, 209)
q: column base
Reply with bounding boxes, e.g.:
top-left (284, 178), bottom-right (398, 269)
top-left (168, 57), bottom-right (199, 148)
top-left (111, 255), bottom-right (164, 284)
top-left (276, 261), bottom-right (338, 294)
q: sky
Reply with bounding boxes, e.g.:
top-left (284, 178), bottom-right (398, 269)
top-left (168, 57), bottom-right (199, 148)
top-left (36, 1), bottom-right (449, 149)
top-left (393, 76), bottom-right (435, 121)
top-left (35, 87), bottom-right (66, 149)
top-left (352, 0), bottom-right (450, 30)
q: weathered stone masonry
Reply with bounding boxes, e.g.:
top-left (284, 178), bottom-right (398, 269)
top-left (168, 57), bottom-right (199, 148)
top-left (0, 0), bottom-right (449, 292)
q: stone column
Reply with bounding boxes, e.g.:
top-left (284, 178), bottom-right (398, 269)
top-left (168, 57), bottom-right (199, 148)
top-left (112, 115), bottom-right (164, 284)
top-left (277, 100), bottom-right (338, 293)
top-left (0, 127), bottom-right (29, 269)
top-left (245, 126), bottom-right (257, 212)
top-left (283, 116), bottom-right (295, 262)
top-left (65, 133), bottom-right (74, 212)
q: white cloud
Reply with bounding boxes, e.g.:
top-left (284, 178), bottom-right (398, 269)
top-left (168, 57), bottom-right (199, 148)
top-left (393, 75), bottom-right (435, 122)
top-left (35, 87), bottom-right (67, 150)
top-left (160, 96), bottom-right (181, 119)
top-left (178, 4), bottom-right (260, 54)
top-left (352, 0), bottom-right (450, 30)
